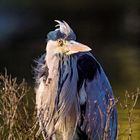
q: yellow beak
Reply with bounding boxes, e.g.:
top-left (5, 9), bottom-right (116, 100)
top-left (65, 41), bottom-right (92, 55)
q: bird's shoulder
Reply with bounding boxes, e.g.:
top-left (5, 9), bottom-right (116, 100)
top-left (77, 53), bottom-right (101, 81)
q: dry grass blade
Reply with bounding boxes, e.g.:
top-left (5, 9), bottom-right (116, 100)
top-left (118, 89), bottom-right (140, 140)
top-left (0, 72), bottom-right (42, 140)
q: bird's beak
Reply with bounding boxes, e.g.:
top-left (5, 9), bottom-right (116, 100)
top-left (65, 41), bottom-right (92, 55)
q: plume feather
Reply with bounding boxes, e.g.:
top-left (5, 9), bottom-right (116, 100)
top-left (55, 20), bottom-right (71, 37)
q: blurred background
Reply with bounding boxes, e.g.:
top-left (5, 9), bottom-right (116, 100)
top-left (0, 0), bottom-right (140, 94)
top-left (0, 0), bottom-right (140, 139)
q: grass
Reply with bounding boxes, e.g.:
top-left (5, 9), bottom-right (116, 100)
top-left (117, 89), bottom-right (140, 140)
top-left (0, 72), bottom-right (42, 139)
top-left (0, 72), bottom-right (140, 140)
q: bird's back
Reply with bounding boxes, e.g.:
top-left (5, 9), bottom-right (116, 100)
top-left (76, 52), bottom-right (117, 140)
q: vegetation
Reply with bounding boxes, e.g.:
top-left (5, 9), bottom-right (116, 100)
top-left (0, 72), bottom-right (42, 139)
top-left (0, 73), bottom-right (139, 140)
top-left (118, 89), bottom-right (140, 140)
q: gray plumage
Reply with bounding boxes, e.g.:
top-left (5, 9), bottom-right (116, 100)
top-left (34, 20), bottom-right (117, 140)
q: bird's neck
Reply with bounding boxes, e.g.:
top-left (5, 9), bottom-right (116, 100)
top-left (47, 56), bottom-right (59, 77)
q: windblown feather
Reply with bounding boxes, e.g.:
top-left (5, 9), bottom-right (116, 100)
top-left (55, 20), bottom-right (71, 37)
top-left (47, 20), bottom-right (76, 41)
top-left (35, 54), bottom-right (81, 139)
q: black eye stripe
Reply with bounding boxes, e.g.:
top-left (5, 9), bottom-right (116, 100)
top-left (47, 30), bottom-right (76, 41)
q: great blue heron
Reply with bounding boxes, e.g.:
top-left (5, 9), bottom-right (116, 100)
top-left (34, 20), bottom-right (117, 140)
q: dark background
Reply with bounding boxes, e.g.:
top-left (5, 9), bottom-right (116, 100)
top-left (0, 0), bottom-right (140, 95)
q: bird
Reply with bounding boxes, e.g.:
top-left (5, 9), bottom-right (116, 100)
top-left (34, 20), bottom-right (117, 140)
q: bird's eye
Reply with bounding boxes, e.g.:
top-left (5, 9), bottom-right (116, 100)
top-left (57, 39), bottom-right (64, 47)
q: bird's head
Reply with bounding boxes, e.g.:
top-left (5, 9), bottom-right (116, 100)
top-left (46, 20), bottom-right (92, 55)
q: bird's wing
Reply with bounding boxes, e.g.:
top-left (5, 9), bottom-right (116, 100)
top-left (77, 52), bottom-right (117, 140)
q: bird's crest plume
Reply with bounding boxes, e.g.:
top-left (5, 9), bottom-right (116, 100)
top-left (55, 20), bottom-right (71, 38)
top-left (47, 20), bottom-right (76, 41)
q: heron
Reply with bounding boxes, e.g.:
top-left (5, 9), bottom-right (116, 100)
top-left (34, 20), bottom-right (117, 140)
